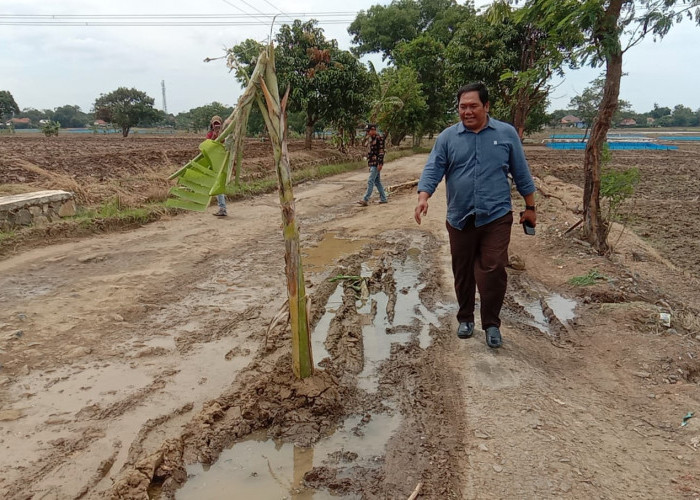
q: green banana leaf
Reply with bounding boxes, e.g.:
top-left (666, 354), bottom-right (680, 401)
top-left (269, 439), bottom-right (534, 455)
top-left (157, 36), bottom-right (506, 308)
top-left (165, 139), bottom-right (230, 212)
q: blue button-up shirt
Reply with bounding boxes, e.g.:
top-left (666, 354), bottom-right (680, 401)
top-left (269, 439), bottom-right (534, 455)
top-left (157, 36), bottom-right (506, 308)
top-left (417, 117), bottom-right (536, 229)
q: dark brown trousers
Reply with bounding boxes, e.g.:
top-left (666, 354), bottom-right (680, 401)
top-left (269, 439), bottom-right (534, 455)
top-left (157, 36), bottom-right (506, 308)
top-left (446, 212), bottom-right (512, 329)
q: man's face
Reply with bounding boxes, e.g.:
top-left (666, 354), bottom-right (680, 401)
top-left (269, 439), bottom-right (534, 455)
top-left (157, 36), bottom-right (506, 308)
top-left (368, 127), bottom-right (377, 137)
top-left (458, 91), bottom-right (489, 132)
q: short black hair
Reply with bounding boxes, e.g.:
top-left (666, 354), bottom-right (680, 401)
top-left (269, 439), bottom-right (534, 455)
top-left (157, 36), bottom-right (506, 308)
top-left (457, 83), bottom-right (489, 106)
top-left (366, 123), bottom-right (377, 131)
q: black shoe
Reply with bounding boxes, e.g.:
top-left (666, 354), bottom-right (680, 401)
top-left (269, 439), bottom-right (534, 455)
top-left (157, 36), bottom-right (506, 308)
top-left (457, 322), bottom-right (475, 339)
top-left (485, 326), bottom-right (502, 348)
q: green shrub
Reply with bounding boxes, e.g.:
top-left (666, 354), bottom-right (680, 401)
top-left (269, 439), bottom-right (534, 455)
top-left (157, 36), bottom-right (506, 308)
top-left (41, 120), bottom-right (60, 137)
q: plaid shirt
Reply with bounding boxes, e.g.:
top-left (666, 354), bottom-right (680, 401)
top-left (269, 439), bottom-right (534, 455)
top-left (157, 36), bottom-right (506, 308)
top-left (367, 134), bottom-right (385, 167)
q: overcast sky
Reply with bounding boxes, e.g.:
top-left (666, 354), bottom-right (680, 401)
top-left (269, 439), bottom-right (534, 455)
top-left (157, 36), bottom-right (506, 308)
top-left (2, 0), bottom-right (699, 116)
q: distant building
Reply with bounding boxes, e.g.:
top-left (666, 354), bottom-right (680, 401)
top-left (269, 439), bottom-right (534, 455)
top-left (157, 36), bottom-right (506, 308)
top-left (4, 117), bottom-right (31, 127)
top-left (619, 118), bottom-right (637, 126)
top-left (93, 119), bottom-right (108, 127)
top-left (560, 115), bottom-right (583, 128)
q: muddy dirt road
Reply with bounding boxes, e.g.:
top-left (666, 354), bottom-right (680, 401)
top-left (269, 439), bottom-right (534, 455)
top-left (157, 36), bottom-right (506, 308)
top-left (1, 151), bottom-right (699, 499)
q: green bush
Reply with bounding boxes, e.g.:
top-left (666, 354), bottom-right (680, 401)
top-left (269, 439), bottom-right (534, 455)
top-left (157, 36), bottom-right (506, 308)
top-left (41, 120), bottom-right (60, 137)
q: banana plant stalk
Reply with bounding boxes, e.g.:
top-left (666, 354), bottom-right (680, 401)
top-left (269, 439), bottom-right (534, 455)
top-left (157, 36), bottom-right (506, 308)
top-left (256, 46), bottom-right (313, 379)
top-left (166, 43), bottom-right (313, 379)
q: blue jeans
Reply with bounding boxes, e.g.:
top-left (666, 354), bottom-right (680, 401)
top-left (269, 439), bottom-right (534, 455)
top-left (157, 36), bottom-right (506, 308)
top-left (216, 194), bottom-right (227, 210)
top-left (363, 166), bottom-right (387, 202)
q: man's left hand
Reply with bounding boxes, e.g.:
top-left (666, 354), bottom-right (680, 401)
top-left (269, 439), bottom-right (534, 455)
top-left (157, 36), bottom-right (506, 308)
top-left (519, 209), bottom-right (536, 227)
top-left (378, 164), bottom-right (383, 171)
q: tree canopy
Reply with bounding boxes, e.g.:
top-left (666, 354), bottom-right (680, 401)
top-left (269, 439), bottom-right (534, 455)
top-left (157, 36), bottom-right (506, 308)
top-left (175, 102), bottom-right (233, 133)
top-left (53, 105), bottom-right (91, 128)
top-left (229, 20), bottom-right (373, 149)
top-left (375, 66), bottom-right (428, 145)
top-left (0, 90), bottom-right (20, 121)
top-left (93, 87), bottom-right (161, 137)
top-left (569, 75), bottom-right (631, 138)
top-left (349, 0), bottom-right (474, 137)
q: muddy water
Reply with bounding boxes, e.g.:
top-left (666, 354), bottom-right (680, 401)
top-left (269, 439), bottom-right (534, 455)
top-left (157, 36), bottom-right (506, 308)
top-left (311, 284), bottom-right (343, 368)
top-left (178, 247), bottom-right (448, 498)
top-left (513, 292), bottom-right (577, 333)
top-left (178, 409), bottom-right (400, 499)
top-left (302, 233), bottom-right (370, 271)
top-left (1, 334), bottom-right (255, 476)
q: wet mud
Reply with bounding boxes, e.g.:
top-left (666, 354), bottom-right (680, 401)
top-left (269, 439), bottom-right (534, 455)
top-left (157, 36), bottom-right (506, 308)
top-left (1, 146), bottom-right (699, 499)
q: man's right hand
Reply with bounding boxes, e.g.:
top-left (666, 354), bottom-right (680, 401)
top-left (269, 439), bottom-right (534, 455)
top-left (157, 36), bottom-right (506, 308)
top-left (414, 192), bottom-right (430, 224)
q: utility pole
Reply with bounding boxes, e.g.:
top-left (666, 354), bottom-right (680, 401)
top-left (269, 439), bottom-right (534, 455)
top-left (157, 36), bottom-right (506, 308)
top-left (161, 80), bottom-right (168, 115)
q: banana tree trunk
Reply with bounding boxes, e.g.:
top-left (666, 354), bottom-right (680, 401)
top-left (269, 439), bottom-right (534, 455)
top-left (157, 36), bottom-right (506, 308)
top-left (257, 51), bottom-right (313, 379)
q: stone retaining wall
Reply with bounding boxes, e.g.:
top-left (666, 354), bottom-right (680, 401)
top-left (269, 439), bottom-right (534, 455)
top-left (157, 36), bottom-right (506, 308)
top-left (0, 190), bottom-right (76, 231)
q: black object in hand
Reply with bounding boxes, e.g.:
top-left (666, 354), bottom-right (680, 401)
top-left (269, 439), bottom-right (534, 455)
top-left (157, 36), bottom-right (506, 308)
top-left (519, 211), bottom-right (535, 235)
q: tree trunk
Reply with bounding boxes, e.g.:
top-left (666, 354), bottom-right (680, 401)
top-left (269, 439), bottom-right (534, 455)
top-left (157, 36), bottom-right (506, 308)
top-left (512, 94), bottom-right (529, 140)
top-left (304, 119), bottom-right (313, 150)
top-left (391, 132), bottom-right (405, 147)
top-left (122, 126), bottom-right (130, 138)
top-left (583, 0), bottom-right (624, 255)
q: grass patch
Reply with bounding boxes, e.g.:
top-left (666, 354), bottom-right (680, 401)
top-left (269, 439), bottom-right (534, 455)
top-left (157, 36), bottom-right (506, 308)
top-left (0, 229), bottom-right (17, 245)
top-left (72, 198), bottom-right (154, 222)
top-left (568, 269), bottom-right (609, 286)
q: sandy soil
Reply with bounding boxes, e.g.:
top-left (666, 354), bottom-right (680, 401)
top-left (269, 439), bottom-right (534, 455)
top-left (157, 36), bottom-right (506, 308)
top-left (1, 142), bottom-right (699, 499)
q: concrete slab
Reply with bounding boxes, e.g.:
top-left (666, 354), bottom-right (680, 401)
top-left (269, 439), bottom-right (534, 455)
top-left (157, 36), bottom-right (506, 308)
top-left (0, 190), bottom-right (73, 212)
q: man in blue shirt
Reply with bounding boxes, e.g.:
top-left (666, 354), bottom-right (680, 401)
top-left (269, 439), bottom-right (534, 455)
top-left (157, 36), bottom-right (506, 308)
top-left (414, 82), bottom-right (537, 348)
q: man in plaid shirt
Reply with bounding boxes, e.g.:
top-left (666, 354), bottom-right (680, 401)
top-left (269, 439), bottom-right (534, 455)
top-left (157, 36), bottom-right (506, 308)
top-left (357, 124), bottom-right (388, 206)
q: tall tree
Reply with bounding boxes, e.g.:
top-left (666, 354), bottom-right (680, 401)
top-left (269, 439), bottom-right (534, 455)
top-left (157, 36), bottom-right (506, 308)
top-left (446, 1), bottom-right (579, 138)
top-left (669, 104), bottom-right (699, 126)
top-left (526, 0), bottom-right (700, 253)
top-left (375, 66), bottom-right (428, 145)
top-left (648, 103), bottom-right (671, 119)
top-left (93, 87), bottom-right (160, 137)
top-left (318, 50), bottom-right (374, 150)
top-left (273, 20), bottom-right (337, 149)
top-left (229, 23), bottom-right (372, 149)
top-left (393, 34), bottom-right (453, 136)
top-left (52, 105), bottom-right (91, 128)
top-left (349, 0), bottom-right (474, 137)
top-left (0, 90), bottom-right (20, 121)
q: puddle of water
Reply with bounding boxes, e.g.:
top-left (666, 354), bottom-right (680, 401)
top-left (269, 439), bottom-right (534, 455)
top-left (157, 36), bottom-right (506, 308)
top-left (311, 284), bottom-right (344, 368)
top-left (1, 335), bottom-right (256, 475)
top-left (545, 294), bottom-right (576, 322)
top-left (178, 409), bottom-right (400, 500)
top-left (312, 250), bottom-right (446, 380)
top-left (513, 293), bottom-right (577, 333)
top-left (357, 291), bottom-right (412, 393)
top-left (303, 233), bottom-right (370, 272)
top-left (176, 248), bottom-right (450, 498)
